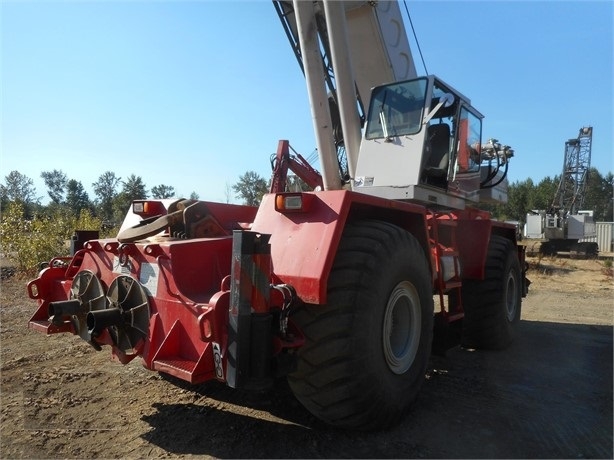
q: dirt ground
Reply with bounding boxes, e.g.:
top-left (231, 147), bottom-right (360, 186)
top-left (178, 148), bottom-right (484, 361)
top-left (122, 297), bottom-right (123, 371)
top-left (1, 256), bottom-right (612, 459)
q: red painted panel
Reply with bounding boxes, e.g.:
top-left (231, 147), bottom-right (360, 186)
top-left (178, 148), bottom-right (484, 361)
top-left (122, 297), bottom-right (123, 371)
top-left (251, 192), bottom-right (348, 304)
top-left (251, 190), bottom-right (429, 304)
top-left (454, 209), bottom-right (518, 279)
top-left (455, 217), bottom-right (492, 279)
top-left (199, 201), bottom-right (258, 231)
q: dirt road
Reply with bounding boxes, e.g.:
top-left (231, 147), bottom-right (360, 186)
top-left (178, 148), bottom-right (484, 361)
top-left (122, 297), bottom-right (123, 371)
top-left (1, 257), bottom-right (612, 458)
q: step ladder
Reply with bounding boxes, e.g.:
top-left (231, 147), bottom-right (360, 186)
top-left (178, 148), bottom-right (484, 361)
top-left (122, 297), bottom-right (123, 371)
top-left (428, 211), bottom-right (464, 322)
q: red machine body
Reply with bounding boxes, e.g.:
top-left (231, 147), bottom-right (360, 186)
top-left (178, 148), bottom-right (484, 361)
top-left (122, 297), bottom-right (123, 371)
top-left (27, 191), bottom-right (525, 386)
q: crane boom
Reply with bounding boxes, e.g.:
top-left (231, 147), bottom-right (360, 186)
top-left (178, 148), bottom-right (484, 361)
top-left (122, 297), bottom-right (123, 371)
top-left (274, 1), bottom-right (416, 112)
top-left (274, 1), bottom-right (416, 182)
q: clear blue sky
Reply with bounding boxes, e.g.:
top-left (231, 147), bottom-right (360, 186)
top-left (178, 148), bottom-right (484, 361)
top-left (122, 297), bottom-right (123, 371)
top-left (2, 0), bottom-right (613, 204)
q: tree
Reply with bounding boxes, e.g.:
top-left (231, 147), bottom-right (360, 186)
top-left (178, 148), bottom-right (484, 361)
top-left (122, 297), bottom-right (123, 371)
top-left (189, 191), bottom-right (200, 200)
top-left (41, 169), bottom-right (67, 204)
top-left (584, 168), bottom-right (613, 221)
top-left (534, 176), bottom-right (558, 211)
top-left (92, 171), bottom-right (121, 223)
top-left (1, 171), bottom-right (39, 217)
top-left (113, 174), bottom-right (147, 222)
top-left (286, 174), bottom-right (311, 192)
top-left (1, 171), bottom-right (37, 204)
top-left (151, 184), bottom-right (175, 199)
top-left (496, 178), bottom-right (539, 223)
top-left (121, 174), bottom-right (148, 201)
top-left (232, 171), bottom-right (268, 206)
top-left (65, 179), bottom-right (92, 216)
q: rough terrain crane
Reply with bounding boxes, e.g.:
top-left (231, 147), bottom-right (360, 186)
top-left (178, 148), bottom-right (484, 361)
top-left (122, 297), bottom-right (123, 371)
top-left (525, 126), bottom-right (598, 256)
top-left (26, 1), bottom-right (528, 430)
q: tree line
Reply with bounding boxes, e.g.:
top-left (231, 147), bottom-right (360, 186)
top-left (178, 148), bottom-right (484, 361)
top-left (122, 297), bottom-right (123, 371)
top-left (1, 167), bottom-right (612, 226)
top-left (0, 169), bottom-right (200, 225)
top-left (482, 167), bottom-right (613, 223)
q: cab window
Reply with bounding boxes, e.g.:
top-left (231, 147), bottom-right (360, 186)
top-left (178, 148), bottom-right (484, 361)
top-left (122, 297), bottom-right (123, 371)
top-left (365, 78), bottom-right (428, 140)
top-left (456, 107), bottom-right (481, 173)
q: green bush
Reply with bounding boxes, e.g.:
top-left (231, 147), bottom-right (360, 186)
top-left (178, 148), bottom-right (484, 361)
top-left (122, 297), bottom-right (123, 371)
top-left (0, 202), bottom-right (104, 274)
top-left (75, 208), bottom-right (104, 233)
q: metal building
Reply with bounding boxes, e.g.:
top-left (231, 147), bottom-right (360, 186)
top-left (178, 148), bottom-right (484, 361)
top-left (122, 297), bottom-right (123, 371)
top-left (580, 222), bottom-right (614, 253)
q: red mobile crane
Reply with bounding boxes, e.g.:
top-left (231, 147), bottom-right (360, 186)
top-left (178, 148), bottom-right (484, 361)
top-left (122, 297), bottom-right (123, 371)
top-left (26, 1), bottom-right (528, 430)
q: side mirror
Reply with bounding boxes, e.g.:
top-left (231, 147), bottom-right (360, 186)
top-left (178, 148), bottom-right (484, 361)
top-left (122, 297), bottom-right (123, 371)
top-left (441, 93), bottom-right (455, 107)
top-left (423, 93), bottom-right (455, 124)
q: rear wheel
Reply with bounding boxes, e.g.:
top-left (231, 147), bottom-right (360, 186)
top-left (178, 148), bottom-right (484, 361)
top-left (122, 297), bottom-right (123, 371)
top-left (288, 220), bottom-right (433, 430)
top-left (461, 235), bottom-right (521, 350)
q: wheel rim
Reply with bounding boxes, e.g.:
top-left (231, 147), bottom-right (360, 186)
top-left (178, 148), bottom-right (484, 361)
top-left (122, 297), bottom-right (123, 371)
top-left (505, 271), bottom-right (518, 322)
top-left (382, 281), bottom-right (422, 375)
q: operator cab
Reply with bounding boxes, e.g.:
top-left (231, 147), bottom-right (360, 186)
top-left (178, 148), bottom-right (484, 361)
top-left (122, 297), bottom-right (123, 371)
top-left (354, 75), bottom-right (483, 209)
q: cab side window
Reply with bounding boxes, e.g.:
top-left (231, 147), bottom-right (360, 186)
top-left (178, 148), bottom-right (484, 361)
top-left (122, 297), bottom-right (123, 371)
top-left (456, 107), bottom-right (481, 173)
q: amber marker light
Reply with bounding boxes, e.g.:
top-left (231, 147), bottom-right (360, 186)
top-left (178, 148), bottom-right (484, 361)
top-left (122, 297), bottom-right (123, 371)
top-left (132, 200), bottom-right (166, 217)
top-left (274, 193), bottom-right (314, 213)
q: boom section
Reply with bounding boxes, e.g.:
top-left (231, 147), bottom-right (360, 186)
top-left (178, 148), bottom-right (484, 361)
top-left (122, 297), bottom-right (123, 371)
top-left (274, 0), bottom-right (416, 115)
top-left (274, 0), bottom-right (417, 184)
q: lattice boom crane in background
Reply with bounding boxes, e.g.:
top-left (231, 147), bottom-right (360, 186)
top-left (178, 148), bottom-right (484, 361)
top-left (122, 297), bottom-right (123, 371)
top-left (525, 126), bottom-right (598, 256)
top-left (552, 126), bottom-right (593, 215)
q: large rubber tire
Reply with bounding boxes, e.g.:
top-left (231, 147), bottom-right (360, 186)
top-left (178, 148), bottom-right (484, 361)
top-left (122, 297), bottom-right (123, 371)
top-left (287, 220), bottom-right (433, 430)
top-left (461, 235), bottom-right (522, 350)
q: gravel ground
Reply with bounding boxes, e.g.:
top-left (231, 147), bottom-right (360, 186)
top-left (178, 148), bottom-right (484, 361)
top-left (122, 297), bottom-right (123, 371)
top-left (1, 256), bottom-right (612, 459)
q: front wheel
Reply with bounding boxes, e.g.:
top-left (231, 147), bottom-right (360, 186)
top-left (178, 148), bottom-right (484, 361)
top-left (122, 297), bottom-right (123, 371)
top-left (288, 220), bottom-right (433, 430)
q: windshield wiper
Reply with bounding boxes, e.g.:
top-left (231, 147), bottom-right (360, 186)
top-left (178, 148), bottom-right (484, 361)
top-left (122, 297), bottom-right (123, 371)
top-left (378, 90), bottom-right (392, 142)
